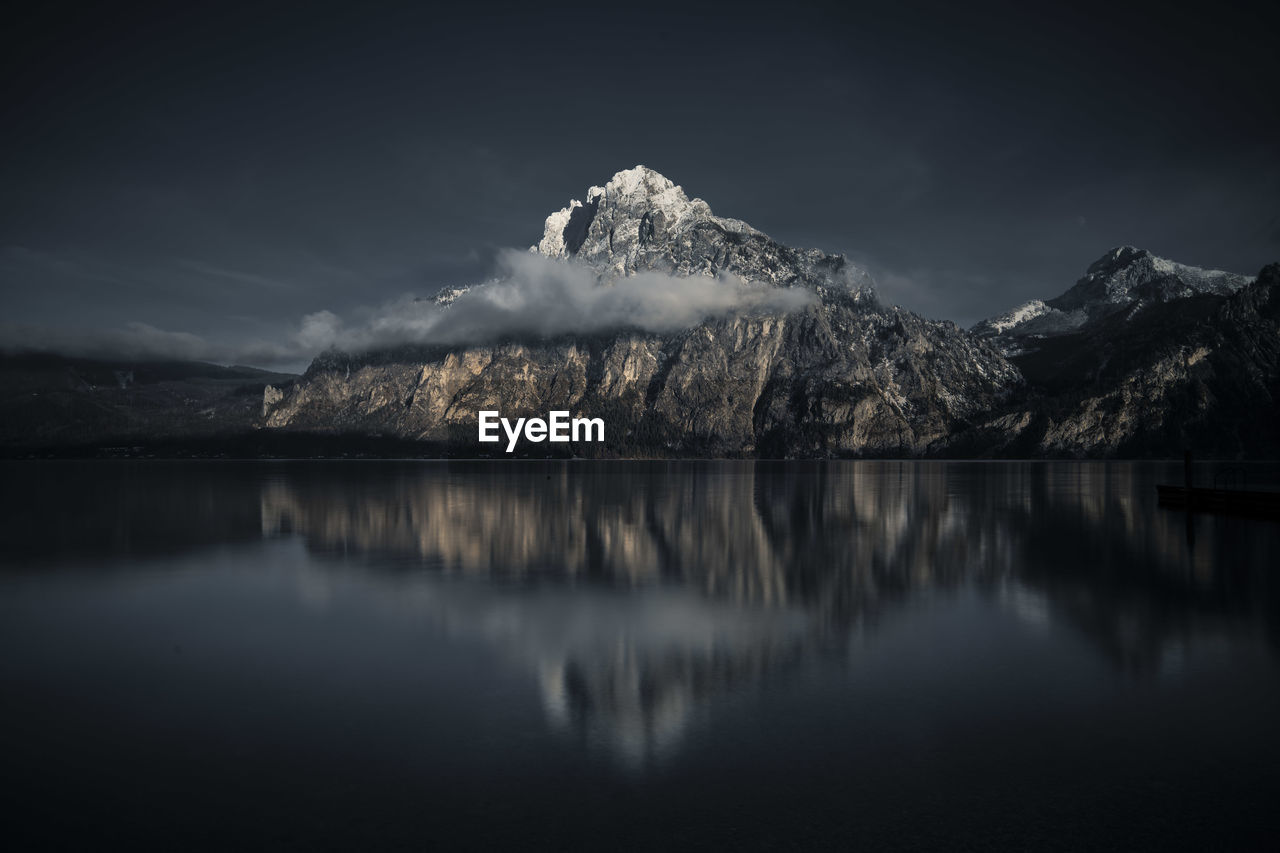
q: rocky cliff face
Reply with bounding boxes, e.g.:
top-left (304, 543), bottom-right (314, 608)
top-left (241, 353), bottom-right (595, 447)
top-left (263, 166), bottom-right (1020, 456)
top-left (957, 261), bottom-right (1279, 457)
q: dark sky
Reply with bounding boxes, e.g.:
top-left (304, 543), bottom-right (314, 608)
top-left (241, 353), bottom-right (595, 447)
top-left (3, 0), bottom-right (1277, 369)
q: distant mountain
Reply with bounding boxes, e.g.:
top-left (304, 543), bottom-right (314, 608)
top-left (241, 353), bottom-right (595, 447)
top-left (957, 258), bottom-right (1279, 457)
top-left (973, 246), bottom-right (1253, 356)
top-left (0, 352), bottom-right (296, 451)
top-left (264, 166), bottom-right (1019, 456)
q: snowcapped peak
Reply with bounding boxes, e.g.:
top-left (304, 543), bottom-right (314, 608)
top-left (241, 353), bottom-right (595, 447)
top-left (1070, 246), bottom-right (1251, 310)
top-left (1085, 245), bottom-right (1148, 276)
top-left (597, 165), bottom-right (696, 219)
top-left (533, 165), bottom-right (723, 267)
top-left (528, 165), bottom-right (870, 295)
top-left (606, 165), bottom-right (674, 197)
top-left (977, 245), bottom-right (1255, 351)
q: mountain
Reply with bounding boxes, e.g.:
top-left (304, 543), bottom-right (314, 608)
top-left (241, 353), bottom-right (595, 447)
top-left (973, 246), bottom-right (1254, 357)
top-left (534, 166), bottom-right (876, 294)
top-left (957, 257), bottom-right (1279, 457)
top-left (0, 353), bottom-right (297, 452)
top-left (263, 166), bottom-right (1020, 456)
top-left (4, 168), bottom-right (1275, 459)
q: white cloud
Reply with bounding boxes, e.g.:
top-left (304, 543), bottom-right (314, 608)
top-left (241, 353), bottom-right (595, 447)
top-left (324, 250), bottom-right (816, 350)
top-left (0, 250), bottom-right (818, 368)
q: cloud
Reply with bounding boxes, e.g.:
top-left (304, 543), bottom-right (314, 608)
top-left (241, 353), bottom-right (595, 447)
top-left (0, 320), bottom-right (312, 367)
top-left (0, 250), bottom-right (817, 368)
top-left (326, 250), bottom-right (816, 350)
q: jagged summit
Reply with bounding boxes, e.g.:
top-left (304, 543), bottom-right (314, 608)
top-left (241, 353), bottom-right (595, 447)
top-left (533, 165), bottom-right (874, 295)
top-left (974, 246), bottom-right (1254, 354)
top-left (1082, 245), bottom-right (1148, 277)
top-left (1050, 245), bottom-right (1251, 312)
top-left (535, 165), bottom-right (752, 261)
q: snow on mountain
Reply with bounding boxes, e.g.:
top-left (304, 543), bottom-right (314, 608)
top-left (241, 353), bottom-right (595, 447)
top-left (974, 246), bottom-right (1254, 355)
top-left (532, 165), bottom-right (874, 295)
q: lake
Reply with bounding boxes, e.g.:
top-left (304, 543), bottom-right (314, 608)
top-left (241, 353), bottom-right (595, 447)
top-left (2, 460), bottom-right (1279, 850)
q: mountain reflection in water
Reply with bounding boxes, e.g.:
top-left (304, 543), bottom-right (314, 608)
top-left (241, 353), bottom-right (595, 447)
top-left (2, 460), bottom-right (1278, 850)
top-left (267, 462), bottom-right (1280, 753)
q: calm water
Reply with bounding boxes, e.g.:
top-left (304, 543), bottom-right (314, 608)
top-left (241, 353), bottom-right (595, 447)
top-left (2, 460), bottom-right (1279, 851)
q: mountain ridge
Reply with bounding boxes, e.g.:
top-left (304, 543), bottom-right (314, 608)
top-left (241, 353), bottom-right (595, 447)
top-left (974, 245), bottom-right (1255, 356)
top-left (3, 165), bottom-right (1275, 458)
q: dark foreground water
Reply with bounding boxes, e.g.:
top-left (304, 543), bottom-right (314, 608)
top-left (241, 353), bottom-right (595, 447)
top-left (2, 460), bottom-right (1279, 851)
